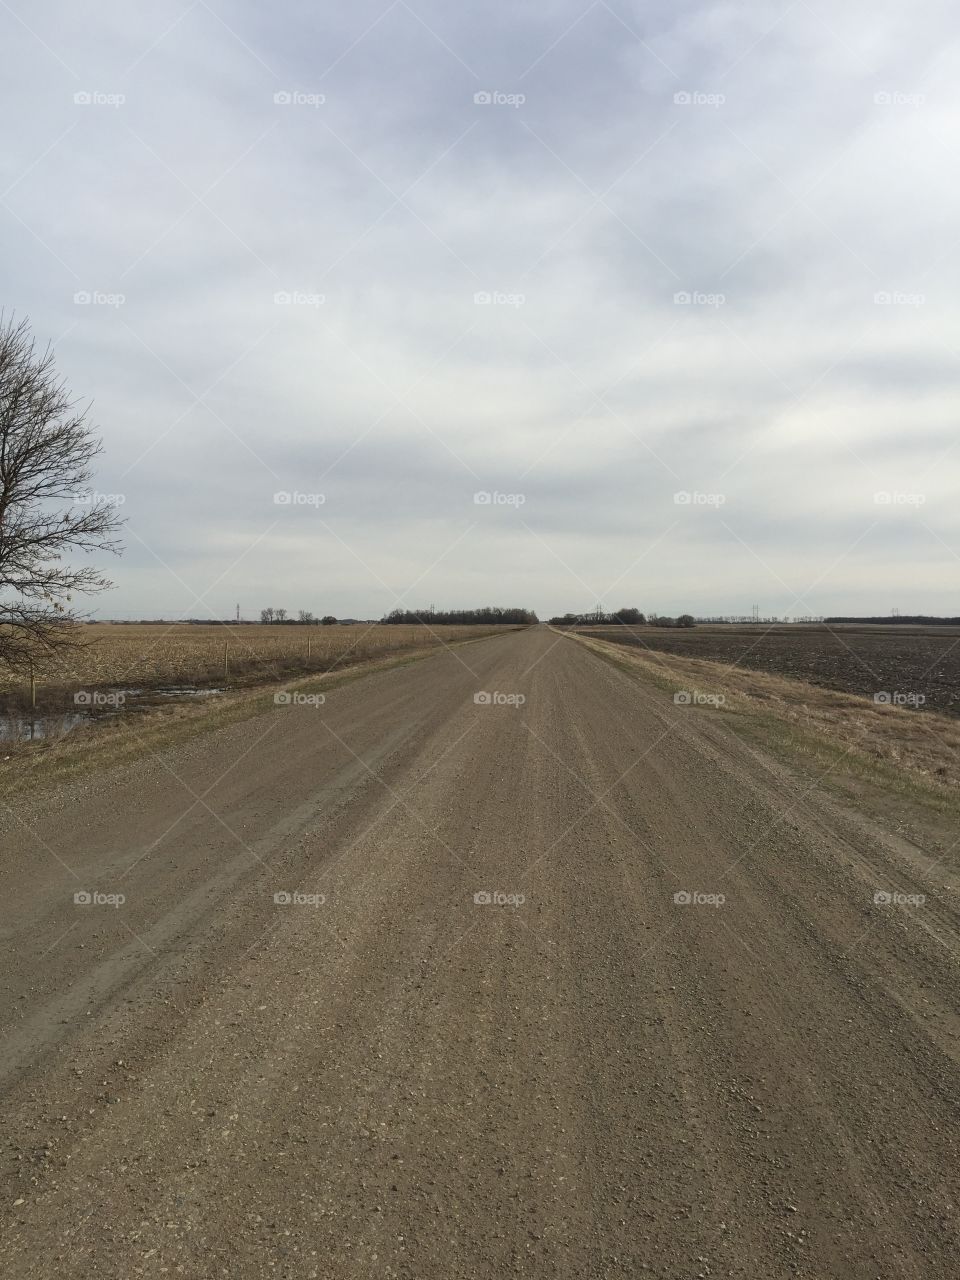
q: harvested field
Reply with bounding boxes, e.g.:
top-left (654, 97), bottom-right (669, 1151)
top-left (576, 623), bottom-right (960, 716)
top-left (0, 623), bottom-right (512, 708)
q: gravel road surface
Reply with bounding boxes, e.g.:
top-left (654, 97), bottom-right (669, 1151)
top-left (1, 625), bottom-right (957, 1278)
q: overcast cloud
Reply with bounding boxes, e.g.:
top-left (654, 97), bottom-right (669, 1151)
top-left (2, 0), bottom-right (958, 619)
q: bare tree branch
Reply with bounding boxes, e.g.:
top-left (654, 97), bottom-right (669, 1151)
top-left (0, 314), bottom-right (123, 667)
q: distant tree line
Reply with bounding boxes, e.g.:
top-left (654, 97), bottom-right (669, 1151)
top-left (549, 608), bottom-right (644, 626)
top-left (382, 606), bottom-right (538, 625)
top-left (825, 615), bottom-right (960, 625)
top-left (548, 608), bottom-right (695, 628)
top-left (260, 608), bottom-right (338, 625)
top-left (649, 614), bottom-right (696, 628)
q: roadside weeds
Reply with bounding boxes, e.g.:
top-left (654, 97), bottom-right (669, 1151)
top-left (566, 630), bottom-right (960, 842)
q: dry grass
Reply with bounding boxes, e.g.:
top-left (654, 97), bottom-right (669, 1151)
top-left (1, 623), bottom-right (500, 701)
top-left (570, 631), bottom-right (960, 806)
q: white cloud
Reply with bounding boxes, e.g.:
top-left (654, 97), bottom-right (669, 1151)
top-left (2, 0), bottom-right (958, 619)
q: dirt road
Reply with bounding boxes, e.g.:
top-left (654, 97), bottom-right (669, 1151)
top-left (1, 626), bottom-right (958, 1278)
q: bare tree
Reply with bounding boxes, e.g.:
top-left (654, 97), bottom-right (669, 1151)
top-left (298, 609), bottom-right (314, 623)
top-left (260, 607), bottom-right (275, 624)
top-left (275, 607), bottom-right (287, 623)
top-left (0, 316), bottom-right (122, 667)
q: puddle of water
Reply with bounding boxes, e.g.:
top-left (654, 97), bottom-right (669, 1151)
top-left (0, 687), bottom-right (227, 743)
top-left (0, 712), bottom-right (102, 743)
top-left (110, 687), bottom-right (226, 700)
top-left (151, 687), bottom-right (226, 698)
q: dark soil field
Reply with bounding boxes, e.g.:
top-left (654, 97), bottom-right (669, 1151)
top-left (576, 624), bottom-right (960, 716)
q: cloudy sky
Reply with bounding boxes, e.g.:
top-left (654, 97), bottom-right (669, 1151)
top-left (3, 0), bottom-right (957, 620)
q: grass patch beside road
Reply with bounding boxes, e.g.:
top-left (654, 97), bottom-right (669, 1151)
top-left (567, 630), bottom-right (960, 838)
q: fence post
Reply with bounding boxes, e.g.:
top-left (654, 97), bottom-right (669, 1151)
top-left (224, 642), bottom-right (229, 681)
top-left (30, 660), bottom-right (36, 707)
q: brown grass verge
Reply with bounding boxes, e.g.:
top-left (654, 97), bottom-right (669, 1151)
top-left (567, 630), bottom-right (960, 837)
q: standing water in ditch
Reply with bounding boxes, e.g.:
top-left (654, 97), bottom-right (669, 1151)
top-left (0, 687), bottom-right (226, 743)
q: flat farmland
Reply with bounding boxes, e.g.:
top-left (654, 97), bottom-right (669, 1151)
top-left (576, 624), bottom-right (960, 715)
top-left (0, 623), bottom-right (504, 699)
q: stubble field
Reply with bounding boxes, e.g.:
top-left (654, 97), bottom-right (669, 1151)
top-left (0, 623), bottom-right (504, 701)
